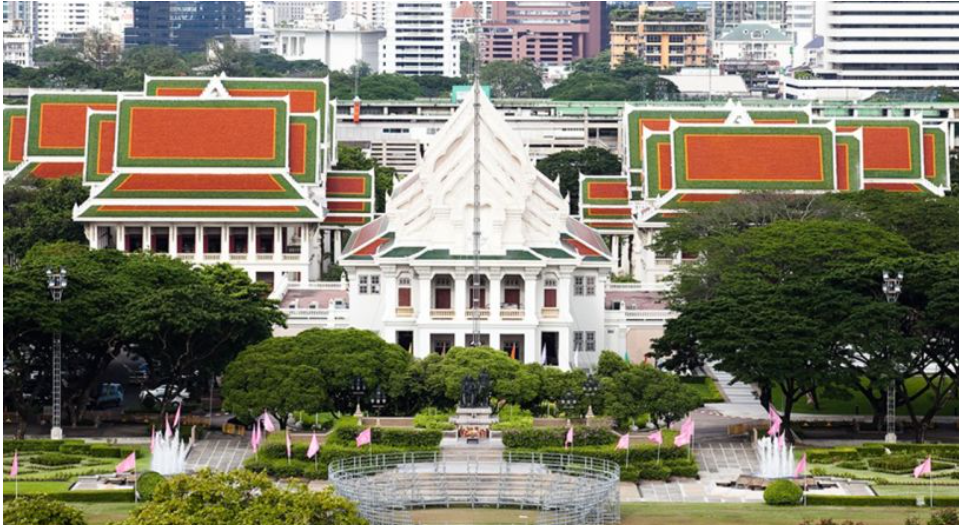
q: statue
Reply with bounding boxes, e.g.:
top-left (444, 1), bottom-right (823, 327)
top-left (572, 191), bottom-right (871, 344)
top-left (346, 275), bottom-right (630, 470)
top-left (477, 370), bottom-right (491, 407)
top-left (460, 375), bottom-right (477, 408)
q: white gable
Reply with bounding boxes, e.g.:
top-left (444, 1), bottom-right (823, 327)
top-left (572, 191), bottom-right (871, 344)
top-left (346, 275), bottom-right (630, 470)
top-left (387, 87), bottom-right (569, 255)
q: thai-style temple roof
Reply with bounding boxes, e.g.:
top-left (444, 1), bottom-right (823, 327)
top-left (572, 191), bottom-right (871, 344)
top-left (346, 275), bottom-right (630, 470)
top-left (343, 87), bottom-right (610, 264)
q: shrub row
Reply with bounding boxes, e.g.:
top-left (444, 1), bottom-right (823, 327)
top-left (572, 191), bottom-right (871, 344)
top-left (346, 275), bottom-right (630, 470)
top-left (505, 446), bottom-right (697, 480)
top-left (502, 427), bottom-right (618, 449)
top-left (327, 425), bottom-right (443, 449)
top-left (246, 443), bottom-right (439, 480)
top-left (2, 490), bottom-right (135, 503)
top-left (5, 440), bottom-right (145, 459)
top-left (31, 453), bottom-right (83, 467)
top-left (805, 494), bottom-right (959, 507)
top-left (868, 455), bottom-right (953, 474)
top-left (3, 439), bottom-right (85, 453)
top-left (808, 443), bottom-right (959, 465)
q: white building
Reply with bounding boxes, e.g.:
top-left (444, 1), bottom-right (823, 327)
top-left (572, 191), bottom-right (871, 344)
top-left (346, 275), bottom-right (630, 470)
top-left (717, 22), bottom-right (792, 65)
top-left (276, 15), bottom-right (385, 71)
top-left (783, 1), bottom-right (959, 100)
top-left (343, 1), bottom-right (386, 28)
top-left (245, 0), bottom-right (277, 53)
top-left (284, 86), bottom-right (669, 368)
top-left (3, 30), bottom-right (32, 66)
top-left (380, 1), bottom-right (460, 77)
top-left (34, 1), bottom-right (128, 44)
top-left (783, 1), bottom-right (815, 61)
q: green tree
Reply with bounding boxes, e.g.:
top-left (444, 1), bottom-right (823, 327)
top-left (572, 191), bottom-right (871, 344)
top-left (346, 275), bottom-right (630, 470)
top-left (207, 38), bottom-right (256, 76)
top-left (3, 242), bottom-right (134, 432)
top-left (4, 176), bottom-right (90, 264)
top-left (424, 346), bottom-right (542, 409)
top-left (547, 72), bottom-right (631, 101)
top-left (360, 74), bottom-right (423, 100)
top-left (654, 220), bottom-right (917, 437)
top-left (641, 373), bottom-right (701, 428)
top-left (413, 75), bottom-right (464, 98)
top-left (121, 261), bottom-right (284, 413)
top-left (6, 495), bottom-right (87, 525)
top-left (535, 147), bottom-right (621, 214)
top-left (479, 60), bottom-right (545, 98)
top-left (830, 190), bottom-right (959, 254)
top-left (222, 329), bottom-right (413, 419)
top-left (119, 470), bottom-right (365, 525)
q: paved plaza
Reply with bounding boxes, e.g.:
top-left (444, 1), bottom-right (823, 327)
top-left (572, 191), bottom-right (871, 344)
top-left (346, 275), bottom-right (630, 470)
top-left (184, 434), bottom-right (252, 472)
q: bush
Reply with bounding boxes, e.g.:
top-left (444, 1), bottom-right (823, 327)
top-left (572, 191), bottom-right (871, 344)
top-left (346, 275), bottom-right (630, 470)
top-left (32, 453), bottom-right (82, 467)
top-left (491, 404), bottom-right (534, 431)
top-left (293, 411), bottom-right (337, 431)
top-left (763, 479), bottom-right (803, 506)
top-left (868, 455), bottom-right (952, 474)
top-left (86, 444), bottom-right (145, 459)
top-left (804, 447), bottom-right (859, 464)
top-left (56, 443), bottom-right (92, 456)
top-left (836, 459), bottom-right (868, 470)
top-left (928, 509), bottom-right (959, 525)
top-left (136, 471), bottom-right (165, 502)
top-left (5, 495), bottom-right (87, 525)
top-left (328, 424), bottom-right (442, 448)
top-left (413, 409), bottom-right (455, 431)
top-left (502, 427), bottom-right (618, 448)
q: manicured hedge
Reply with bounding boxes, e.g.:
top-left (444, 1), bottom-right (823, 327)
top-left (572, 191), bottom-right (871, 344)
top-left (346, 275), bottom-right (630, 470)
top-left (862, 443), bottom-right (959, 460)
top-left (502, 427), bottom-right (618, 449)
top-left (505, 446), bottom-right (698, 481)
top-left (868, 455), bottom-right (953, 474)
top-left (31, 453), bottom-right (82, 467)
top-left (805, 494), bottom-right (959, 507)
top-left (3, 490), bottom-right (135, 503)
top-left (246, 443), bottom-right (439, 480)
top-left (327, 425), bottom-right (442, 448)
top-left (3, 440), bottom-right (85, 453)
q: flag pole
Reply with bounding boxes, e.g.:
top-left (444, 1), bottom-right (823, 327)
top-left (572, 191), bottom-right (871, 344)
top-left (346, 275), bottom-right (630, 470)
top-left (134, 453), bottom-right (138, 504)
top-left (656, 441), bottom-right (661, 465)
top-left (930, 468), bottom-right (933, 508)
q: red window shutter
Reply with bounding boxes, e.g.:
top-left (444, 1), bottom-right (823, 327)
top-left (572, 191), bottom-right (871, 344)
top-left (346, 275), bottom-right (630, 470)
top-left (398, 287), bottom-right (411, 307)
top-left (544, 288), bottom-right (557, 308)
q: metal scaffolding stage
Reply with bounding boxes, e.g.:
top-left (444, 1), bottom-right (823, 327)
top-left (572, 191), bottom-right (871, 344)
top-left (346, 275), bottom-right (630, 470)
top-left (329, 451), bottom-right (621, 525)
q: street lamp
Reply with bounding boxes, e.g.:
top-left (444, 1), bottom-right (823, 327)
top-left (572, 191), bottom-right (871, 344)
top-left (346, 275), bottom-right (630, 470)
top-left (559, 389), bottom-right (578, 426)
top-left (46, 267), bottom-right (67, 440)
top-left (882, 270), bottom-right (903, 444)
top-left (371, 385), bottom-right (387, 416)
top-left (583, 373), bottom-right (600, 420)
top-left (352, 376), bottom-right (367, 418)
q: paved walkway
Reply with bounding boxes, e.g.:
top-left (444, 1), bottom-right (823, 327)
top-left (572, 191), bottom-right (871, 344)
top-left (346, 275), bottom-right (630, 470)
top-left (185, 434), bottom-right (251, 472)
top-left (703, 365), bottom-right (767, 420)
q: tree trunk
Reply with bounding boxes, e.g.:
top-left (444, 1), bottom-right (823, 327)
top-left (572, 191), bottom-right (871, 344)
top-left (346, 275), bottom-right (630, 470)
top-left (782, 393), bottom-right (795, 441)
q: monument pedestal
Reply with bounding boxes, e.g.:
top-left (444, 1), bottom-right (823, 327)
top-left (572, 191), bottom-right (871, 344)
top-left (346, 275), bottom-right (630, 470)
top-left (450, 407), bottom-right (498, 444)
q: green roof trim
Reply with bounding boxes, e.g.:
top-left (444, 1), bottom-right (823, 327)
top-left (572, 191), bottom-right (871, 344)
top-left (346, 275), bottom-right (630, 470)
top-left (27, 93), bottom-right (118, 158)
top-left (3, 106), bottom-right (27, 171)
top-left (835, 119), bottom-right (923, 179)
top-left (79, 205), bottom-right (317, 219)
top-left (379, 246), bottom-right (426, 258)
top-left (289, 114), bottom-right (319, 184)
top-left (95, 173), bottom-right (301, 200)
top-left (144, 77), bottom-right (210, 96)
top-left (416, 249), bottom-right (541, 261)
top-left (83, 112), bottom-right (116, 183)
top-left (531, 247), bottom-right (575, 259)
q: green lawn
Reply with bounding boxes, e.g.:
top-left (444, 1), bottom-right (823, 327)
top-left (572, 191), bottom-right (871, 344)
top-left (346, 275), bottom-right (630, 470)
top-left (683, 377), bottom-right (725, 404)
top-left (2, 480), bottom-right (74, 494)
top-left (620, 503), bottom-right (941, 525)
top-left (70, 502), bottom-right (137, 524)
top-left (872, 484), bottom-right (959, 498)
top-left (772, 377), bottom-right (959, 415)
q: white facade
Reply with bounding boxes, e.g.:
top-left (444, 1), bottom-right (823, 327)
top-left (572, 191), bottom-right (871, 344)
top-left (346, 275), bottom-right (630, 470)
top-left (3, 30), bottom-right (32, 66)
top-left (380, 1), bottom-right (460, 77)
top-left (276, 16), bottom-right (385, 71)
top-left (245, 0), bottom-right (277, 53)
top-left (335, 88), bottom-right (622, 369)
top-left (343, 1), bottom-right (386, 28)
top-left (783, 0), bottom-right (815, 64)
top-left (783, 1), bottom-right (959, 100)
top-left (717, 22), bottom-right (792, 65)
top-left (34, 1), bottom-right (127, 44)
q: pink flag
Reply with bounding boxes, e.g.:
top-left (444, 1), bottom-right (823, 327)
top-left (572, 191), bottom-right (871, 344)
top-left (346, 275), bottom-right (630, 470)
top-left (777, 432), bottom-right (786, 450)
top-left (173, 404), bottom-right (182, 428)
top-left (115, 452), bottom-right (136, 474)
top-left (150, 425), bottom-right (156, 453)
top-left (648, 430), bottom-right (663, 445)
top-left (767, 407), bottom-right (782, 436)
top-left (165, 414), bottom-right (172, 439)
top-left (356, 427), bottom-right (372, 447)
top-left (616, 433), bottom-right (630, 450)
top-left (262, 411), bottom-right (275, 432)
top-left (913, 456), bottom-right (932, 478)
top-left (306, 432), bottom-right (320, 459)
top-left (286, 429), bottom-right (292, 459)
top-left (674, 418), bottom-right (695, 447)
top-left (795, 453), bottom-right (807, 477)
top-left (565, 427), bottom-right (574, 449)
top-left (250, 423), bottom-right (260, 452)
top-left (10, 451), bottom-right (19, 478)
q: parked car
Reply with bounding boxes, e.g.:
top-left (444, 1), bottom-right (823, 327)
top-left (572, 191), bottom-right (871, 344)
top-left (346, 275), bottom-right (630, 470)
top-left (139, 385), bottom-right (189, 409)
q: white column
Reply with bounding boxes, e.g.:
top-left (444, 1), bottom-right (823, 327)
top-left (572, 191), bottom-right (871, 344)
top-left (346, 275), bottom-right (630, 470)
top-left (273, 226), bottom-right (282, 261)
top-left (416, 270), bottom-right (432, 324)
top-left (453, 269), bottom-right (468, 322)
top-left (489, 270), bottom-right (502, 320)
top-left (381, 266), bottom-right (397, 321)
top-left (247, 225), bottom-right (255, 260)
top-left (169, 224), bottom-right (178, 257)
top-left (523, 328), bottom-right (537, 365)
top-left (196, 225), bottom-right (205, 260)
top-left (143, 225), bottom-right (152, 252)
top-left (523, 270), bottom-right (539, 323)
top-left (333, 229), bottom-right (342, 262)
top-left (557, 269), bottom-right (573, 322)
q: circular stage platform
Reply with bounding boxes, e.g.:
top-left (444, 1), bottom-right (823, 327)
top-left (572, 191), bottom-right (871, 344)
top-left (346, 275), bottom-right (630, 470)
top-left (329, 451), bottom-right (621, 525)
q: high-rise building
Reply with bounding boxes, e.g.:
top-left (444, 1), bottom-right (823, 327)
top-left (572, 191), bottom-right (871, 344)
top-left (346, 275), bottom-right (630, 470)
top-left (343, 1), bottom-right (385, 28)
top-left (783, 0), bottom-right (815, 61)
top-left (783, 1), bottom-right (959, 100)
top-left (380, 1), bottom-right (459, 77)
top-left (451, 1), bottom-right (476, 42)
top-left (479, 1), bottom-right (608, 66)
top-left (611, 5), bottom-right (707, 70)
top-left (710, 1), bottom-right (786, 38)
top-left (3, 1), bottom-right (36, 33)
top-left (245, 0), bottom-right (277, 52)
top-left (125, 1), bottom-right (251, 52)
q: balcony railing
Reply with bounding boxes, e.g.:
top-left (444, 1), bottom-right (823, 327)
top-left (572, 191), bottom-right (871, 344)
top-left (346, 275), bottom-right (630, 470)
top-left (430, 308), bottom-right (455, 320)
top-left (395, 306), bottom-right (415, 318)
top-left (176, 253), bottom-right (195, 260)
top-left (203, 253), bottom-right (222, 261)
top-left (540, 307), bottom-right (559, 318)
top-left (500, 309), bottom-right (525, 320)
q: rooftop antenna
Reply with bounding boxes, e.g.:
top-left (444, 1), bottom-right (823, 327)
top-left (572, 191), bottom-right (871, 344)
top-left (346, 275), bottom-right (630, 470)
top-left (470, 4), bottom-right (482, 347)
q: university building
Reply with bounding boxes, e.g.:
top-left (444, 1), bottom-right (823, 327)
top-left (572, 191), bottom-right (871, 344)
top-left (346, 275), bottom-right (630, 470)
top-left (1, 76), bottom-right (953, 369)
